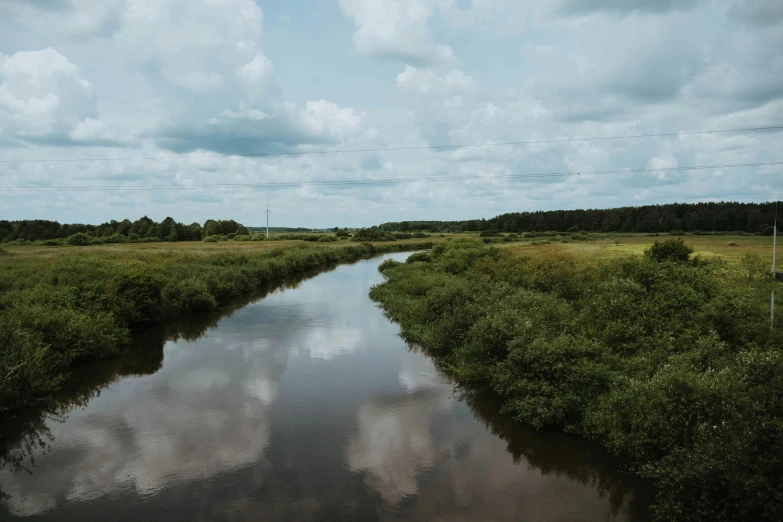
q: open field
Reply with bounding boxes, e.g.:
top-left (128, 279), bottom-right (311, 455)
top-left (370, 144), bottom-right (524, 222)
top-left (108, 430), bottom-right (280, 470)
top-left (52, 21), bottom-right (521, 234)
top-left (503, 234), bottom-right (774, 266)
top-left (1, 235), bottom-right (450, 257)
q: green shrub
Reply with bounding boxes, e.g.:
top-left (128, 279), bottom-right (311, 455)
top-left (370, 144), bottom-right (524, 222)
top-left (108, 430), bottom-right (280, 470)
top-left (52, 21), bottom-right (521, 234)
top-left (105, 270), bottom-right (165, 324)
top-left (741, 252), bottom-right (768, 281)
top-left (370, 239), bottom-right (783, 520)
top-left (226, 233), bottom-right (237, 240)
top-left (378, 258), bottom-right (402, 273)
top-left (645, 238), bottom-right (694, 263)
top-left (406, 251), bottom-right (430, 263)
top-left (67, 233), bottom-right (91, 246)
top-left (163, 279), bottom-right (218, 313)
top-left (318, 235), bottom-right (337, 242)
top-left (0, 326), bottom-right (64, 412)
top-left (1, 240), bottom-right (435, 417)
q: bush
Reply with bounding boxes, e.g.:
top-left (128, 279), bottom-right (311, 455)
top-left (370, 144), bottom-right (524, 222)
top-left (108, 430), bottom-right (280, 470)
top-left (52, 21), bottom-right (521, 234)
top-left (378, 258), bottom-right (402, 273)
top-left (318, 235), bottom-right (337, 242)
top-left (103, 234), bottom-right (126, 244)
top-left (370, 239), bottom-right (783, 520)
top-left (0, 240), bottom-right (435, 417)
top-left (761, 225), bottom-right (774, 236)
top-left (351, 228), bottom-right (398, 242)
top-left (162, 279), bottom-right (217, 313)
top-left (105, 270), bottom-right (165, 324)
top-left (741, 252), bottom-right (768, 281)
top-left (226, 233), bottom-right (237, 240)
top-left (644, 238), bottom-right (694, 263)
top-left (203, 236), bottom-right (219, 243)
top-left (668, 230), bottom-right (686, 236)
top-left (67, 232), bottom-right (92, 246)
top-left (406, 251), bottom-right (430, 263)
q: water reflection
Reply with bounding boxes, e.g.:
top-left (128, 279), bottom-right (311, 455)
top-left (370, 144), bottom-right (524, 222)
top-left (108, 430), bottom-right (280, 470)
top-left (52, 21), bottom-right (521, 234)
top-left (0, 254), bottom-right (651, 521)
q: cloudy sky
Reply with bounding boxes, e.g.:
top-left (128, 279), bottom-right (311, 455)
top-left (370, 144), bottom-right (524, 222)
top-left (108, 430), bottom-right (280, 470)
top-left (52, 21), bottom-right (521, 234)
top-left (1, 0), bottom-right (781, 227)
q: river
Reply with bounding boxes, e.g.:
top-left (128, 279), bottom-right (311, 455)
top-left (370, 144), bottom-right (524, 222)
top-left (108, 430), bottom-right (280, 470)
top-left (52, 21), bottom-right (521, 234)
top-left (0, 253), bottom-right (652, 521)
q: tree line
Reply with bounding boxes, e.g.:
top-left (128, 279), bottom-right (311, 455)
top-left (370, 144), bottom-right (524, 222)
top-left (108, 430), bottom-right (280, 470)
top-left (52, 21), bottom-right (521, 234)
top-left (376, 201), bottom-right (781, 234)
top-left (0, 217), bottom-right (249, 244)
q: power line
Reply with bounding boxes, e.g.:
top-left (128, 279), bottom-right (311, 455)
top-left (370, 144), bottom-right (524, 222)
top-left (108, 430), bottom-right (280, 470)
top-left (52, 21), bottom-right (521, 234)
top-left (2, 160), bottom-right (780, 193)
top-left (1, 125), bottom-right (781, 165)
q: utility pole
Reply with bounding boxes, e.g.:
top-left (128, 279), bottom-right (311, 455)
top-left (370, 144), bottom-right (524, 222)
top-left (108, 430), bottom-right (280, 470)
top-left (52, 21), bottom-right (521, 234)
top-left (265, 201), bottom-right (271, 239)
top-left (773, 201), bottom-right (777, 274)
top-left (772, 201), bottom-right (778, 330)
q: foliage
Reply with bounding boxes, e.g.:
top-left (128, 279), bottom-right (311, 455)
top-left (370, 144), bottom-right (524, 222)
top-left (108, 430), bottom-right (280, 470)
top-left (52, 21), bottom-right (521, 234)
top-left (371, 238), bottom-right (783, 521)
top-left (374, 201), bottom-right (780, 234)
top-left (378, 259), bottom-right (402, 273)
top-left (66, 232), bottom-right (91, 246)
top-left (1, 216), bottom-right (249, 245)
top-left (0, 241), bottom-right (433, 417)
top-left (741, 252), bottom-right (769, 281)
top-left (351, 228), bottom-right (399, 242)
top-left (406, 251), bottom-right (431, 263)
top-left (644, 238), bottom-right (694, 263)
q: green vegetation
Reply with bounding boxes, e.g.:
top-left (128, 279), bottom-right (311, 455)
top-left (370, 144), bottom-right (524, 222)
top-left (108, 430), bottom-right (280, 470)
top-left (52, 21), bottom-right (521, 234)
top-left (0, 241), bottom-right (432, 416)
top-left (371, 238), bottom-right (782, 521)
top-left (376, 200), bottom-right (780, 234)
top-left (0, 217), bottom-right (249, 245)
top-left (351, 228), bottom-right (428, 242)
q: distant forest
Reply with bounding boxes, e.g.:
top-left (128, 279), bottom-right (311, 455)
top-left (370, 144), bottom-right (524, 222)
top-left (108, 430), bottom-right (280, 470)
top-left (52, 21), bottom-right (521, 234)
top-left (248, 227), bottom-right (312, 233)
top-left (377, 201), bottom-right (781, 235)
top-left (0, 217), bottom-right (248, 244)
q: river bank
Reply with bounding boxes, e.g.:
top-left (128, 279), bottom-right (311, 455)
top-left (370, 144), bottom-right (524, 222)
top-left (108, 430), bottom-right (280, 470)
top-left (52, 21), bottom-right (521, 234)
top-left (370, 238), bottom-right (782, 521)
top-left (0, 241), bottom-right (432, 416)
top-left (0, 252), bottom-right (651, 521)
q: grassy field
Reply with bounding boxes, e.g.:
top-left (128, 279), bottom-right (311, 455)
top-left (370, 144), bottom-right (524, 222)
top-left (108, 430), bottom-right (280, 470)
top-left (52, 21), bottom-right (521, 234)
top-left (503, 234), bottom-right (775, 266)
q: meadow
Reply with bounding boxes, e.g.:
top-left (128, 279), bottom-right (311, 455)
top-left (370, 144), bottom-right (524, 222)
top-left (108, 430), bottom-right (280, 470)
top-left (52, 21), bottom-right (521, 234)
top-left (371, 235), bottom-right (781, 521)
top-left (502, 233), bottom-right (774, 266)
top-left (0, 238), bottom-right (434, 416)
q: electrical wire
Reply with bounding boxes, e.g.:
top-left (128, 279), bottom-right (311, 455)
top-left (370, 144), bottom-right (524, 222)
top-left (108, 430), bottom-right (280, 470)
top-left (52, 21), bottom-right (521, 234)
top-left (2, 161), bottom-right (780, 192)
top-left (1, 125), bottom-right (781, 165)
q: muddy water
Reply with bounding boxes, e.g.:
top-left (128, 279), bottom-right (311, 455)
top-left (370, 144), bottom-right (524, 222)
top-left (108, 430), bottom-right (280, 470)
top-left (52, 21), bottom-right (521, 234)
top-left (0, 253), bottom-right (652, 521)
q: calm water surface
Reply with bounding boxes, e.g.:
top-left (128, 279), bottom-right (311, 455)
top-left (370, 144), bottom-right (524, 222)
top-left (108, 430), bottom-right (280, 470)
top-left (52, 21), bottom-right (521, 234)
top-left (0, 253), bottom-right (652, 521)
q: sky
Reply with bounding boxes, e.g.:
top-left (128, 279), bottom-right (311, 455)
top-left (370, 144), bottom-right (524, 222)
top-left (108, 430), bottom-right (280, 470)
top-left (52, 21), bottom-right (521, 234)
top-left (1, 0), bottom-right (781, 228)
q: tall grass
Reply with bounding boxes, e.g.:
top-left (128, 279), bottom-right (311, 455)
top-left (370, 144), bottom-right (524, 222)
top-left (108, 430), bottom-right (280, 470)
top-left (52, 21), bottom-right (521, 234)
top-left (0, 241), bottom-right (432, 415)
top-left (371, 238), bottom-right (783, 521)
